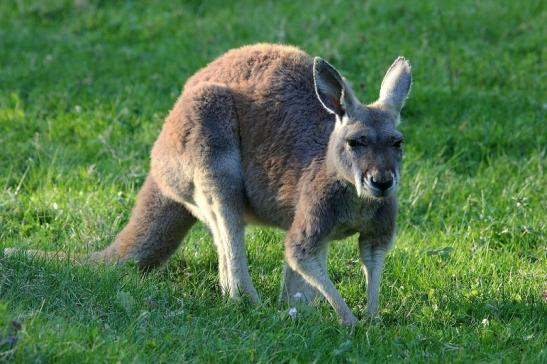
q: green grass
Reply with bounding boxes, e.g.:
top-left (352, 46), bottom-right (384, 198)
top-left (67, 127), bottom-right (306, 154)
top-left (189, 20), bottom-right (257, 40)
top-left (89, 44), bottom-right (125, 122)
top-left (0, 0), bottom-right (545, 362)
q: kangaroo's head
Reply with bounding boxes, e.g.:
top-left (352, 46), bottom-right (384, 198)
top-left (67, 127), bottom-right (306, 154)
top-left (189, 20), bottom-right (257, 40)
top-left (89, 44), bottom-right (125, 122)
top-left (314, 56), bottom-right (412, 199)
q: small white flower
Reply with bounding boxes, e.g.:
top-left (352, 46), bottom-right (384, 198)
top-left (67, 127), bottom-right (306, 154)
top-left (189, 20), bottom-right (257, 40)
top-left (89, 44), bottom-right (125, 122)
top-left (288, 307), bottom-right (298, 318)
top-left (481, 318), bottom-right (489, 327)
top-left (52, 202), bottom-right (59, 210)
top-left (75, 105), bottom-right (82, 113)
top-left (293, 292), bottom-right (303, 300)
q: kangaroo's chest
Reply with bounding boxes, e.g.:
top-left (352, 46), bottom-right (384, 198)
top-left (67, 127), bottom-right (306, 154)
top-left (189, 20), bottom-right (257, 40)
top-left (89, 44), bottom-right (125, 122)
top-left (327, 195), bottom-right (382, 241)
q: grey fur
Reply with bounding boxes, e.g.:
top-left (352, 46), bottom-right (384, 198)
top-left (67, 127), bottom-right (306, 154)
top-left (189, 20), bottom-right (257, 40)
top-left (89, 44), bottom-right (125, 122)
top-left (4, 44), bottom-right (412, 325)
top-left (378, 56), bottom-right (412, 116)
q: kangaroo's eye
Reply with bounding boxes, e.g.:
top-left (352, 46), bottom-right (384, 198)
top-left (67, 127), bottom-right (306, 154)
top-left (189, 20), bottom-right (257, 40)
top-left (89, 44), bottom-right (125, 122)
top-left (393, 140), bottom-right (404, 149)
top-left (347, 139), bottom-right (367, 148)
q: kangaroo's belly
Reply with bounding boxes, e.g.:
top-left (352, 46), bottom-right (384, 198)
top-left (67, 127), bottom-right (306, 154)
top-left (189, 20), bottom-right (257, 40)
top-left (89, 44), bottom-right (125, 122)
top-left (241, 165), bottom-right (297, 230)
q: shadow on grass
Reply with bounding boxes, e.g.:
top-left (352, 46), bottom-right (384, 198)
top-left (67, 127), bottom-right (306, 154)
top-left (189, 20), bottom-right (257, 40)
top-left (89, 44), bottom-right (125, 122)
top-left (2, 251), bottom-right (542, 327)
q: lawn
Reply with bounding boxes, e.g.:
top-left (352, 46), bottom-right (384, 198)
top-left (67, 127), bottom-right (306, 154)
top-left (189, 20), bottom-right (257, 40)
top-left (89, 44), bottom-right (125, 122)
top-left (0, 0), bottom-right (545, 362)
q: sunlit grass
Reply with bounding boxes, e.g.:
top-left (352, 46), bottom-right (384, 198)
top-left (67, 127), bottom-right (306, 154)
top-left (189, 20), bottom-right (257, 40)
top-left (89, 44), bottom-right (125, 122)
top-left (0, 0), bottom-right (545, 362)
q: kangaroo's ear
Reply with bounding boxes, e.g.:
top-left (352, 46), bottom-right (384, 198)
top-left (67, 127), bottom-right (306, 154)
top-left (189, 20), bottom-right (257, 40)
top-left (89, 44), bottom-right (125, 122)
top-left (313, 57), bottom-right (355, 117)
top-left (379, 57), bottom-right (412, 114)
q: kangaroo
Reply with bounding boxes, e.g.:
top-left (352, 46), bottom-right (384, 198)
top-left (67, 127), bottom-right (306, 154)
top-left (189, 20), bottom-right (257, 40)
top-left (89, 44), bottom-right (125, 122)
top-left (5, 44), bottom-right (411, 325)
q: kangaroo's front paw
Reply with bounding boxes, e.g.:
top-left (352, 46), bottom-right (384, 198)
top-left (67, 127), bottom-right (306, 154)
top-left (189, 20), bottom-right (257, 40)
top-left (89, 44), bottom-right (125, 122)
top-left (341, 313), bottom-right (359, 327)
top-left (366, 304), bottom-right (381, 319)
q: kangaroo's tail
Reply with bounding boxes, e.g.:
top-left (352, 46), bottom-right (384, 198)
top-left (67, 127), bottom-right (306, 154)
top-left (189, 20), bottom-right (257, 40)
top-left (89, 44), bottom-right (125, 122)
top-left (3, 175), bottom-right (197, 269)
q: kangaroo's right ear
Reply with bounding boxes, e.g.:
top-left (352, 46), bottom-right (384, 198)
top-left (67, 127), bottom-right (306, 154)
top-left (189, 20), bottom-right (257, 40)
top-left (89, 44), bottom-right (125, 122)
top-left (313, 57), bottom-right (355, 117)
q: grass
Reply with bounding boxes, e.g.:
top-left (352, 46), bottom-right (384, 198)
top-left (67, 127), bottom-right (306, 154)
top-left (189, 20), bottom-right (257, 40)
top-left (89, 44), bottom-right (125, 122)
top-left (0, 0), bottom-right (545, 362)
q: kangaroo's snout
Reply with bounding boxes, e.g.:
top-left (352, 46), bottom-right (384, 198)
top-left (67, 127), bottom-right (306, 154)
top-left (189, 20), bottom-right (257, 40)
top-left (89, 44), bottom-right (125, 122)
top-left (369, 175), bottom-right (393, 192)
top-left (364, 171), bottom-right (396, 197)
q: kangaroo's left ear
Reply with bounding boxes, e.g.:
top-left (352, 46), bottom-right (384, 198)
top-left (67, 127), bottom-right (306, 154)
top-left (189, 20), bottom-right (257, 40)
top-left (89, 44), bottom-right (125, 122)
top-left (379, 57), bottom-right (412, 114)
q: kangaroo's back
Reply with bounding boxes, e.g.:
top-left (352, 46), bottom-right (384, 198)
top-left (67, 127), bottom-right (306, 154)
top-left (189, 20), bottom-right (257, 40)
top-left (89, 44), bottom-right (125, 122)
top-left (184, 44), bottom-right (334, 227)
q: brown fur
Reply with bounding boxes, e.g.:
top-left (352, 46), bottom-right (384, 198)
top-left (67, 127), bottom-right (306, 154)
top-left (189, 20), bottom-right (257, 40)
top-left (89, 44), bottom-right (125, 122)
top-left (5, 44), bottom-right (412, 325)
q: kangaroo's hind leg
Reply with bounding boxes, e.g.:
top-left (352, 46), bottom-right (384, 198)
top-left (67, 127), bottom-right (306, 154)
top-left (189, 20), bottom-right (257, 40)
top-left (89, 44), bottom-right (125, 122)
top-left (192, 164), bottom-right (259, 304)
top-left (90, 174), bottom-right (196, 270)
top-left (152, 82), bottom-right (259, 303)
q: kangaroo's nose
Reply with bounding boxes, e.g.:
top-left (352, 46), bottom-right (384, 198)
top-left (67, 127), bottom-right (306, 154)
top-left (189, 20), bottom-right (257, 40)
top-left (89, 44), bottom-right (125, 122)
top-left (370, 176), bottom-right (393, 192)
